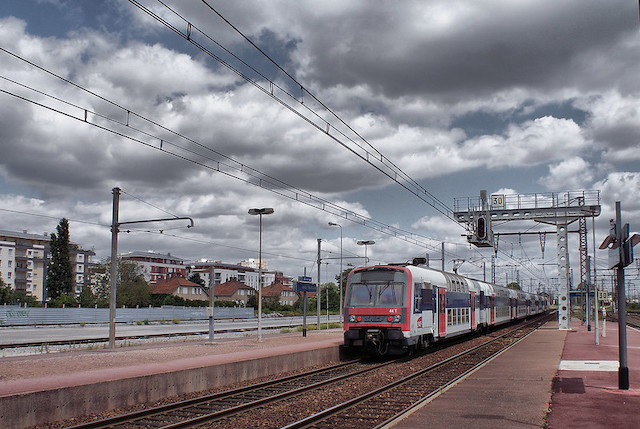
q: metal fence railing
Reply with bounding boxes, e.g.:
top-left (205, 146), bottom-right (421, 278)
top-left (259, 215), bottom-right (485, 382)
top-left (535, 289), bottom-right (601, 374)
top-left (0, 305), bottom-right (254, 326)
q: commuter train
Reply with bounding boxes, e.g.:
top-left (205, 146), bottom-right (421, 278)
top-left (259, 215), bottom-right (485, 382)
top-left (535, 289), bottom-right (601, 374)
top-left (343, 260), bottom-right (548, 356)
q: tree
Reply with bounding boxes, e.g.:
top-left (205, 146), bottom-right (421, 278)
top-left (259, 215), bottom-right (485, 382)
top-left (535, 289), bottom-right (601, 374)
top-left (307, 282), bottom-right (341, 314)
top-left (78, 284), bottom-right (97, 308)
top-left (46, 218), bottom-right (74, 299)
top-left (49, 294), bottom-right (78, 308)
top-left (0, 277), bottom-right (11, 304)
top-left (87, 259), bottom-right (151, 307)
top-left (335, 267), bottom-right (354, 291)
top-left (188, 273), bottom-right (205, 288)
top-left (116, 260), bottom-right (151, 307)
top-left (247, 293), bottom-right (258, 310)
top-left (87, 262), bottom-right (110, 307)
top-left (0, 278), bottom-right (40, 306)
top-left (506, 282), bottom-right (521, 290)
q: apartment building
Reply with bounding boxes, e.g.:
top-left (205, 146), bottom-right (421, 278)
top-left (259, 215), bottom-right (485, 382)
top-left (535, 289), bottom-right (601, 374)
top-left (187, 260), bottom-right (277, 291)
top-left (121, 251), bottom-right (187, 285)
top-left (0, 229), bottom-right (94, 301)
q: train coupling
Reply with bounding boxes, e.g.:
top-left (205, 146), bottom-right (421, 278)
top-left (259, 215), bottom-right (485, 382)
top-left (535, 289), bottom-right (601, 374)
top-left (365, 328), bottom-right (388, 355)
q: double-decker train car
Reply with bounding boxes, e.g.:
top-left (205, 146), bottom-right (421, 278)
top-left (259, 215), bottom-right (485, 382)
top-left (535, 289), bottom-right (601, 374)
top-left (343, 261), bottom-right (548, 356)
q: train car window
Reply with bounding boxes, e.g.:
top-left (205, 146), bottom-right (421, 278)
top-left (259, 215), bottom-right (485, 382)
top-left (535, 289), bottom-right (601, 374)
top-left (421, 288), bottom-right (433, 312)
top-left (346, 269), bottom-right (408, 307)
top-left (378, 284), bottom-right (403, 305)
top-left (350, 285), bottom-right (374, 306)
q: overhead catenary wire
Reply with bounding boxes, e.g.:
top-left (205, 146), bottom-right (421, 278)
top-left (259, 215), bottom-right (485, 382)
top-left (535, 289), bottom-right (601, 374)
top-left (196, 0), bottom-right (453, 218)
top-left (131, 0), bottom-right (550, 284)
top-left (127, 0), bottom-right (458, 224)
top-left (0, 47), bottom-right (452, 254)
top-left (0, 207), bottom-right (315, 264)
top-left (0, 39), bottom-right (544, 285)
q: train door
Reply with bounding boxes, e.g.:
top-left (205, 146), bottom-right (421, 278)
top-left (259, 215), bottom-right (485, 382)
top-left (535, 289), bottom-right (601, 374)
top-left (470, 292), bottom-right (476, 329)
top-left (479, 291), bottom-right (485, 326)
top-left (437, 287), bottom-right (446, 337)
top-left (490, 295), bottom-right (495, 324)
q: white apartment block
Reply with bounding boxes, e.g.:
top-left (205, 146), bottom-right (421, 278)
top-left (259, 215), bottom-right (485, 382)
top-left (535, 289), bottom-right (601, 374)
top-left (0, 229), bottom-right (94, 301)
top-left (239, 258), bottom-right (268, 270)
top-left (188, 260), bottom-right (276, 291)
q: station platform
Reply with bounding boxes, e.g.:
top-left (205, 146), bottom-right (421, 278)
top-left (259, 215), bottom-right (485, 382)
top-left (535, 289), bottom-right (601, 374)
top-left (389, 319), bottom-right (640, 429)
top-left (0, 330), bottom-right (344, 429)
top-left (2, 320), bottom-right (638, 429)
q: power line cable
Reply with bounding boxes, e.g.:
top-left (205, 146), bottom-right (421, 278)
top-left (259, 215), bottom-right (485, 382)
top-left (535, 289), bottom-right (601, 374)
top-left (0, 48), bottom-right (544, 282)
top-left (0, 82), bottom-right (443, 252)
top-left (0, 48), bottom-right (452, 252)
top-left (128, 0), bottom-right (458, 223)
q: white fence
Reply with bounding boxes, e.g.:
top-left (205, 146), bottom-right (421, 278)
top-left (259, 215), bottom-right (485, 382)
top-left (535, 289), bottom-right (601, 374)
top-left (0, 305), bottom-right (254, 326)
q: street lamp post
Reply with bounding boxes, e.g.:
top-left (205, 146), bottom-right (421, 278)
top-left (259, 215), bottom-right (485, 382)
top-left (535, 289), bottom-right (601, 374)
top-left (329, 222), bottom-right (343, 324)
top-left (357, 240), bottom-right (375, 265)
top-left (248, 207), bottom-right (274, 342)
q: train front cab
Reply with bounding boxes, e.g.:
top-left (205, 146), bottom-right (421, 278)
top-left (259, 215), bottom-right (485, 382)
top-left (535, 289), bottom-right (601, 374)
top-left (343, 266), bottom-right (413, 356)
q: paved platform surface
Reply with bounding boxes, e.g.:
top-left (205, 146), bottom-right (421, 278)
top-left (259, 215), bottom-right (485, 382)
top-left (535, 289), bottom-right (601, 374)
top-left (389, 318), bottom-right (640, 429)
top-left (546, 318), bottom-right (640, 428)
top-left (0, 329), bottom-right (343, 396)
top-left (0, 329), bottom-right (343, 428)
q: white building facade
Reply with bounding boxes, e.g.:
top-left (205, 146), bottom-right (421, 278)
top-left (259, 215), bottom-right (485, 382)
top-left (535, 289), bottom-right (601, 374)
top-left (0, 229), bottom-right (94, 301)
top-left (188, 260), bottom-right (276, 291)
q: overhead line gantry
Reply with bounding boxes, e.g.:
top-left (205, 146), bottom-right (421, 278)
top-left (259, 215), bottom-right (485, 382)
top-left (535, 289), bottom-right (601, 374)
top-left (453, 190), bottom-right (601, 330)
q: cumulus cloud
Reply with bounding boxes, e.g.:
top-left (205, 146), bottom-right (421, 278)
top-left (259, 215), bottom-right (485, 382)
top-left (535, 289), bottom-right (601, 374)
top-left (538, 157), bottom-right (594, 191)
top-left (461, 116), bottom-right (590, 169)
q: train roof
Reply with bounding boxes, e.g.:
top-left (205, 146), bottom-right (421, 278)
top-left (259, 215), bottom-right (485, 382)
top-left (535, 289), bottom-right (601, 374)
top-left (352, 263), bottom-right (545, 299)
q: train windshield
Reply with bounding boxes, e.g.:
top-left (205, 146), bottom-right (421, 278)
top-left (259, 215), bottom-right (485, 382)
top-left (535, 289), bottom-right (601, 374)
top-left (346, 269), bottom-right (407, 307)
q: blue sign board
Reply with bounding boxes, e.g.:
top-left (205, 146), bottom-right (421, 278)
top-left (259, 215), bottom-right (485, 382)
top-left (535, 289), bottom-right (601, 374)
top-left (293, 280), bottom-right (317, 293)
top-left (298, 276), bottom-right (312, 282)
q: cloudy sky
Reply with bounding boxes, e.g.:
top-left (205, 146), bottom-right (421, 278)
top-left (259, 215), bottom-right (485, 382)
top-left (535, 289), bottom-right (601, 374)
top-left (1, 0), bottom-right (639, 293)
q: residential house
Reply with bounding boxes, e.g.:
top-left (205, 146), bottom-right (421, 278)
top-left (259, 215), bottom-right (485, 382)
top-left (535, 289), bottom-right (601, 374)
top-left (150, 277), bottom-right (206, 301)
top-left (213, 279), bottom-right (255, 306)
top-left (262, 282), bottom-right (299, 306)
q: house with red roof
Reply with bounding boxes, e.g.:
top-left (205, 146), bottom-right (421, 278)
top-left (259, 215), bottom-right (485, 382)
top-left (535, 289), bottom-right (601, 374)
top-left (150, 277), bottom-right (206, 301)
top-left (262, 282), bottom-right (299, 306)
top-left (213, 279), bottom-right (255, 306)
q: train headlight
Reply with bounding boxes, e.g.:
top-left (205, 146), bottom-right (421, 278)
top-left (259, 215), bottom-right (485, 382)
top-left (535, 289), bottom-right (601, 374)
top-left (392, 315), bottom-right (401, 323)
top-left (349, 315), bottom-right (356, 322)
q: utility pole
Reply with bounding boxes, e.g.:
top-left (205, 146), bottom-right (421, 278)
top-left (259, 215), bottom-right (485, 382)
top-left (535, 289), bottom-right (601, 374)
top-left (109, 187), bottom-right (194, 349)
top-left (109, 187), bottom-right (120, 349)
top-left (317, 238), bottom-right (321, 329)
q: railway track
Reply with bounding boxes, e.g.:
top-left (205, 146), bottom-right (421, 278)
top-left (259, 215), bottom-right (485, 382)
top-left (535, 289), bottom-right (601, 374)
top-left (608, 312), bottom-right (640, 330)
top-left (63, 314), bottom-right (551, 429)
top-left (282, 315), bottom-right (552, 429)
top-left (65, 359), bottom-right (394, 429)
